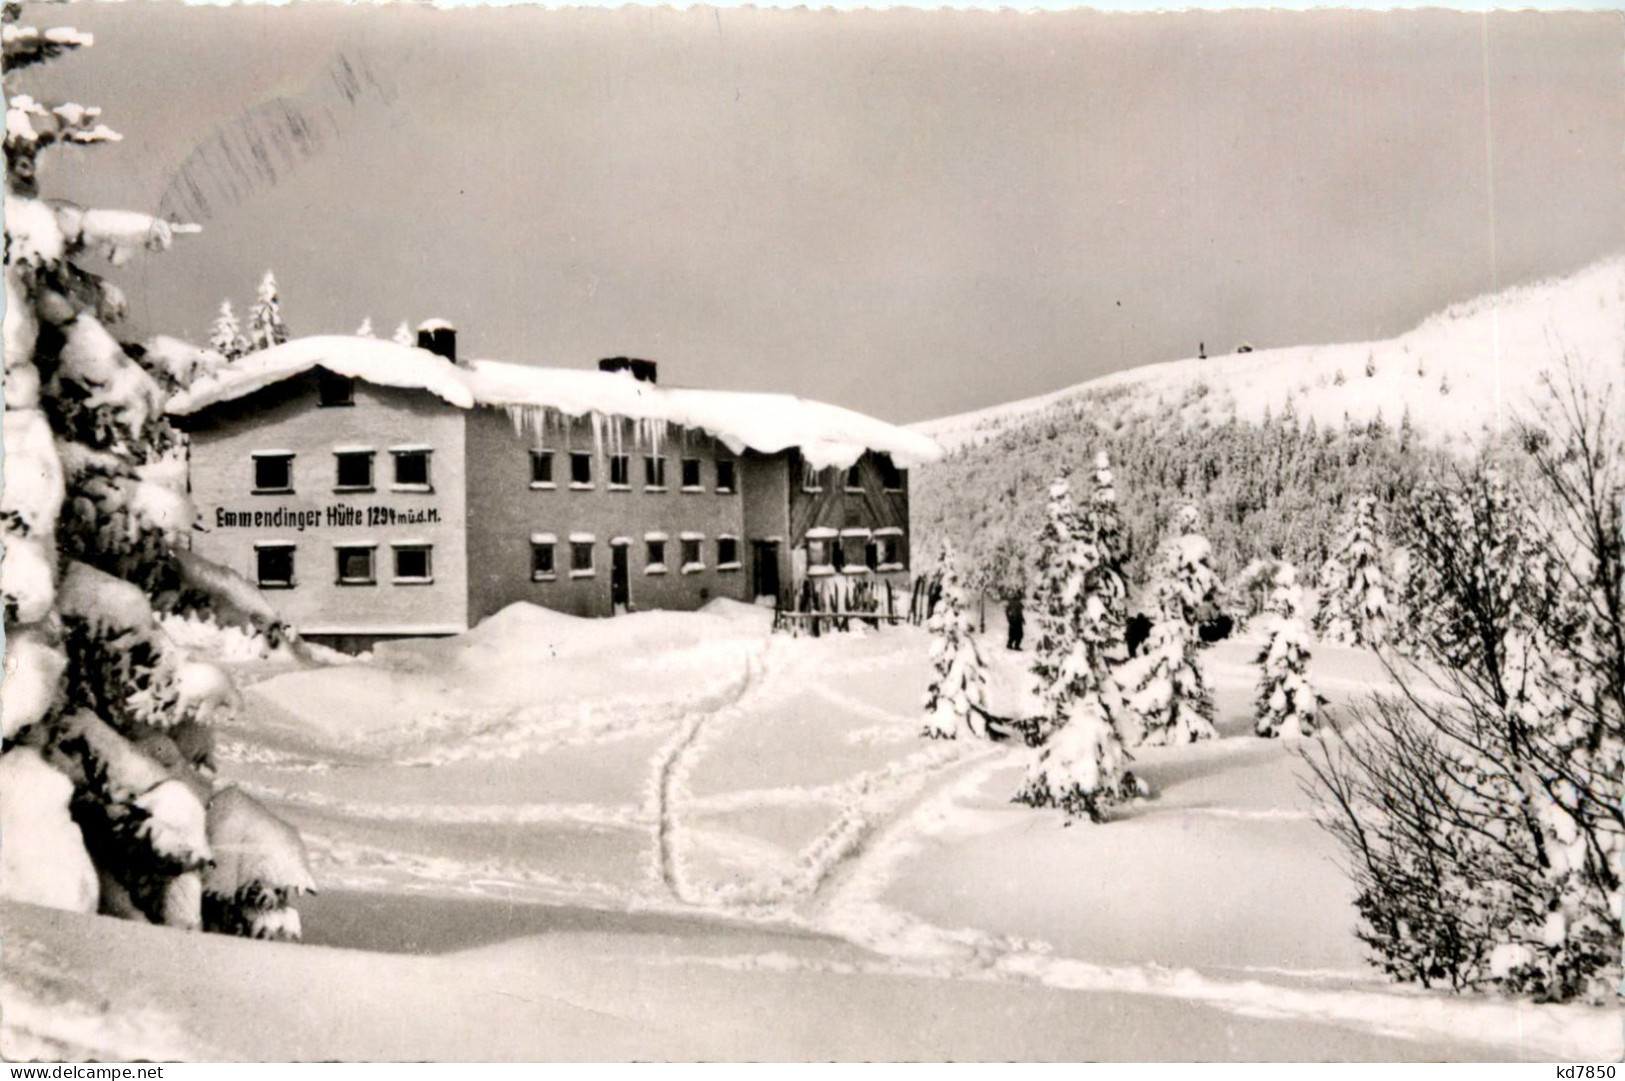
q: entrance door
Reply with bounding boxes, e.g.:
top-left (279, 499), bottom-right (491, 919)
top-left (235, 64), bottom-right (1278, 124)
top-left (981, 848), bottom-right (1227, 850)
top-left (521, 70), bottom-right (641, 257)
top-left (611, 543), bottom-right (630, 612)
top-left (752, 540), bottom-right (781, 603)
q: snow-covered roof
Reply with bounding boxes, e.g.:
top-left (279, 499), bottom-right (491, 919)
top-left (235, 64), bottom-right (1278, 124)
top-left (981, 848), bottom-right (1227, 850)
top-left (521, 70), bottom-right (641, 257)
top-left (169, 336), bottom-right (476, 413)
top-left (168, 336), bottom-right (942, 469)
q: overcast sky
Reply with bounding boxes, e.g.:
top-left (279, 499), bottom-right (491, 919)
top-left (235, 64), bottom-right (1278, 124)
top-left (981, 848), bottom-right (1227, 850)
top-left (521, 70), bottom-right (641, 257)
top-left (15, 4), bottom-right (1623, 423)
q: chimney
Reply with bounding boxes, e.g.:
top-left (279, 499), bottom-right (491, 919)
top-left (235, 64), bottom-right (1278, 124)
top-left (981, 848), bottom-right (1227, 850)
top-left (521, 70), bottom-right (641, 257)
top-left (417, 319), bottom-right (457, 364)
top-left (597, 356), bottom-right (658, 384)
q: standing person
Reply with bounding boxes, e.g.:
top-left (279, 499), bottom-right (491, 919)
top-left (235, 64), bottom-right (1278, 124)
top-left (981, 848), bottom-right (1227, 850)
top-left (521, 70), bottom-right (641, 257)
top-left (1005, 590), bottom-right (1026, 651)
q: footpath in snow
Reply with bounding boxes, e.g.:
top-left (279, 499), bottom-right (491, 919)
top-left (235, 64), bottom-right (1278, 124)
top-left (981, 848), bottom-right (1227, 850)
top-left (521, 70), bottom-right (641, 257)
top-left (3, 602), bottom-right (1617, 1061)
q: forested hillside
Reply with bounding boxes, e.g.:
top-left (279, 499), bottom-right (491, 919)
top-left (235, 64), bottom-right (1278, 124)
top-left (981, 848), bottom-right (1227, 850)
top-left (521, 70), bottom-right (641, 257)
top-left (913, 257), bottom-right (1624, 601)
top-left (913, 394), bottom-right (1448, 599)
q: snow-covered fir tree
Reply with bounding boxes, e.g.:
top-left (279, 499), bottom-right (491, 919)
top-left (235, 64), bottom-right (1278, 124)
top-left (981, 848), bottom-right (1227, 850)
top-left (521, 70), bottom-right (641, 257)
top-left (354, 316), bottom-right (375, 338)
top-left (1254, 562), bottom-right (1323, 738)
top-left (1129, 505), bottom-right (1218, 745)
top-left (1084, 450), bottom-right (1130, 653)
top-left (921, 540), bottom-right (988, 740)
top-left (1017, 479), bottom-right (1135, 821)
top-left (0, 13), bottom-right (314, 936)
top-left (208, 299), bottom-right (247, 361)
top-left (392, 320), bottom-right (413, 347)
top-left (1314, 493), bottom-right (1391, 647)
top-left (245, 269), bottom-right (289, 351)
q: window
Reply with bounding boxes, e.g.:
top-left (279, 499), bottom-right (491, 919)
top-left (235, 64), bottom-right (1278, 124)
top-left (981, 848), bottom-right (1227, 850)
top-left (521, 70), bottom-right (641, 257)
top-left (318, 372), bottom-right (355, 407)
top-left (644, 455), bottom-right (667, 490)
top-left (801, 462), bottom-right (823, 492)
top-left (570, 541), bottom-right (595, 576)
top-left (680, 536), bottom-right (703, 572)
top-left (609, 454), bottom-right (631, 489)
top-left (646, 538), bottom-right (667, 572)
top-left (570, 452), bottom-right (593, 488)
top-left (393, 544), bottom-right (432, 583)
top-left (717, 536), bottom-right (739, 569)
top-left (393, 449), bottom-right (431, 490)
top-left (335, 545), bottom-right (376, 585)
top-left (335, 450), bottom-right (374, 491)
top-left (530, 450), bottom-right (555, 488)
top-left (531, 539), bottom-right (556, 581)
top-left (876, 455), bottom-right (904, 492)
top-left (807, 538), bottom-right (834, 575)
top-left (253, 453), bottom-right (294, 493)
top-left (872, 530), bottom-right (904, 571)
top-left (845, 464), bottom-right (863, 491)
top-left (255, 544), bottom-right (294, 588)
top-left (841, 534), bottom-right (869, 571)
top-left (715, 459), bottom-right (737, 493)
top-left (680, 458), bottom-right (703, 490)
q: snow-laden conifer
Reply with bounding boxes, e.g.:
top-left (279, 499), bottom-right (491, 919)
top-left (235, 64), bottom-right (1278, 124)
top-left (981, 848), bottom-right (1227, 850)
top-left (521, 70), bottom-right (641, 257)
top-left (355, 316), bottom-right (376, 338)
top-left (208, 299), bottom-right (247, 360)
top-left (1129, 505), bottom-right (1218, 745)
top-left (1017, 479), bottom-right (1134, 820)
top-left (921, 540), bottom-right (988, 739)
top-left (246, 269), bottom-right (289, 351)
top-left (1314, 493), bottom-right (1391, 646)
top-left (0, 11), bottom-right (312, 934)
top-left (1254, 562), bottom-right (1323, 738)
top-left (393, 320), bottom-right (414, 347)
top-left (1085, 451), bottom-right (1130, 652)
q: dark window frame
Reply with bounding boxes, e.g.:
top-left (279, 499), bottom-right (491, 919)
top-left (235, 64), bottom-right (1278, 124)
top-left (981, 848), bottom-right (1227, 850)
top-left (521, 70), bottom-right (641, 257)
top-left (570, 452), bottom-right (594, 489)
top-left (715, 459), bottom-right (737, 494)
top-left (845, 464), bottom-right (863, 491)
top-left (334, 450), bottom-right (375, 492)
top-left (570, 541), bottom-right (595, 575)
top-left (335, 544), bottom-right (377, 586)
top-left (252, 453), bottom-right (294, 494)
top-left (646, 538), bottom-right (667, 571)
top-left (531, 541), bottom-right (557, 581)
top-left (255, 544), bottom-right (296, 589)
top-left (680, 536), bottom-right (703, 570)
top-left (717, 536), bottom-right (740, 569)
top-left (317, 372), bottom-right (355, 408)
top-left (609, 454), bottom-right (631, 489)
top-left (392, 544), bottom-right (433, 583)
top-left (530, 450), bottom-right (555, 488)
top-left (644, 455), bottom-right (668, 490)
top-left (876, 455), bottom-right (904, 492)
top-left (392, 449), bottom-right (432, 491)
top-left (680, 457), bottom-right (703, 491)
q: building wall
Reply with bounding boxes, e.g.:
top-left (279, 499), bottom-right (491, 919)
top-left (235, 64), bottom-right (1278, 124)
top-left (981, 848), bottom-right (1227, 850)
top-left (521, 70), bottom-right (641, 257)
top-left (786, 450), bottom-right (913, 593)
top-left (739, 452), bottom-right (792, 602)
top-left (182, 374), bottom-right (471, 637)
top-left (463, 408), bottom-right (751, 621)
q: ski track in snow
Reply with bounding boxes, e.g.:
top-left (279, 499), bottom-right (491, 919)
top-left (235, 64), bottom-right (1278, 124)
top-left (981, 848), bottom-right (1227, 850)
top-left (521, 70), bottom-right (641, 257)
top-left (648, 642), bottom-right (773, 904)
top-left (700, 749), bottom-right (1613, 1061)
top-left (207, 624), bottom-right (1617, 1061)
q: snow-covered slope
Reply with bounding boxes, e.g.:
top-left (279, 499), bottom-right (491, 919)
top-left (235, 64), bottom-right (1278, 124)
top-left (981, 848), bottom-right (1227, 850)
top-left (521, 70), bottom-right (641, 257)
top-left (918, 257), bottom-right (1625, 452)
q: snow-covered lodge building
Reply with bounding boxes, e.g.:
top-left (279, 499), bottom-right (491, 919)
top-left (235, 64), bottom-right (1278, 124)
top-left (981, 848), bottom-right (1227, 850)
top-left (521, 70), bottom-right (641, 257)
top-left (168, 326), bottom-right (941, 651)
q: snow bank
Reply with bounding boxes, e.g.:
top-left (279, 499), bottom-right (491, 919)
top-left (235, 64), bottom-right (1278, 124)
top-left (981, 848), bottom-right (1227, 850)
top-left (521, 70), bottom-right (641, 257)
top-left (0, 749), bottom-right (97, 913)
top-left (166, 337), bottom-right (941, 470)
top-left (250, 603), bottom-right (770, 762)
